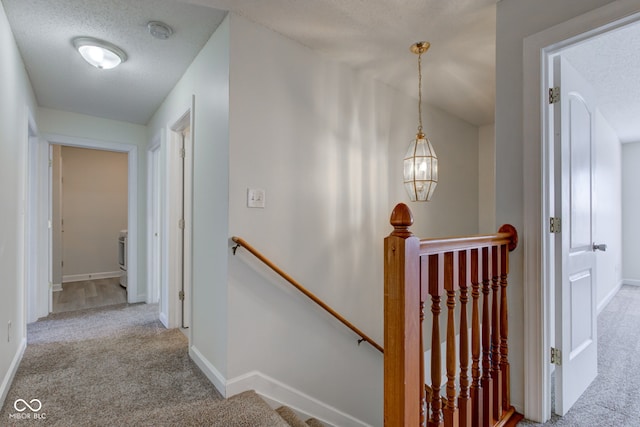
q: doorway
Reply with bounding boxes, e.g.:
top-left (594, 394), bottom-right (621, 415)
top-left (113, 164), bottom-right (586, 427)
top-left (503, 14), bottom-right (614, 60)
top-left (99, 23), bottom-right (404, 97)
top-left (51, 145), bottom-right (128, 313)
top-left (27, 133), bottom-right (140, 316)
top-left (522, 3), bottom-right (640, 422)
top-left (171, 110), bottom-right (193, 332)
top-left (154, 102), bottom-right (194, 333)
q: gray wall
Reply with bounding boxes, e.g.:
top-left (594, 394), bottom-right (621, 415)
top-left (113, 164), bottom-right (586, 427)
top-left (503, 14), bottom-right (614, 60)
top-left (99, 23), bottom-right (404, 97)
top-left (0, 0), bottom-right (38, 407)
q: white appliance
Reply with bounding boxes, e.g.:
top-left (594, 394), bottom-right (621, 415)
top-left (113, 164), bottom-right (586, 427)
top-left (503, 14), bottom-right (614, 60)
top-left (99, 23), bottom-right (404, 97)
top-left (118, 229), bottom-right (128, 288)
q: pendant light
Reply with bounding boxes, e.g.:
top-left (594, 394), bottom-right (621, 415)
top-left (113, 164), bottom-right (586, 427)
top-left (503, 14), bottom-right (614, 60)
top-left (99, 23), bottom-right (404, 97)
top-left (403, 41), bottom-right (438, 202)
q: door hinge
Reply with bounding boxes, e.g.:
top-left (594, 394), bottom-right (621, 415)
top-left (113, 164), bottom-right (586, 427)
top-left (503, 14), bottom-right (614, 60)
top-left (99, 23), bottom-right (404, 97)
top-left (551, 347), bottom-right (562, 365)
top-left (180, 148), bottom-right (186, 158)
top-left (179, 290), bottom-right (185, 301)
top-left (178, 219), bottom-right (185, 230)
top-left (550, 217), bottom-right (561, 233)
top-left (549, 87), bottom-right (560, 104)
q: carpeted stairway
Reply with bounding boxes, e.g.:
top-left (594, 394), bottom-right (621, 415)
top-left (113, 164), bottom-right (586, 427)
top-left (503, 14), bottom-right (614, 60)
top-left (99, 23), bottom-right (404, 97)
top-left (0, 303), bottom-right (327, 426)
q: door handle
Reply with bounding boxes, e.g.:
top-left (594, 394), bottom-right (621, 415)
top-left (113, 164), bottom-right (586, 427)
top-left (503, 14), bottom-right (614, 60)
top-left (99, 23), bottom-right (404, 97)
top-left (592, 243), bottom-right (607, 252)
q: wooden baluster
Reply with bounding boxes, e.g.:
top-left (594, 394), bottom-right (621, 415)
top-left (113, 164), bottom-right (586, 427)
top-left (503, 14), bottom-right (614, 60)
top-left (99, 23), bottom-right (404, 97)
top-left (481, 247), bottom-right (494, 427)
top-left (443, 252), bottom-right (459, 427)
top-left (428, 254), bottom-right (443, 427)
top-left (491, 245), bottom-right (502, 421)
top-left (499, 243), bottom-right (510, 413)
top-left (384, 204), bottom-right (421, 426)
top-left (499, 224), bottom-right (518, 413)
top-left (470, 249), bottom-right (481, 427)
top-left (421, 255), bottom-right (431, 427)
top-left (421, 297), bottom-right (427, 427)
top-left (458, 250), bottom-right (471, 427)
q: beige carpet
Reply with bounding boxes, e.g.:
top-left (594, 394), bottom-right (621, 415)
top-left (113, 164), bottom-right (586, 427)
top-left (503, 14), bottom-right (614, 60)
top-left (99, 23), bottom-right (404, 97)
top-left (518, 285), bottom-right (640, 426)
top-left (0, 303), bottom-right (323, 426)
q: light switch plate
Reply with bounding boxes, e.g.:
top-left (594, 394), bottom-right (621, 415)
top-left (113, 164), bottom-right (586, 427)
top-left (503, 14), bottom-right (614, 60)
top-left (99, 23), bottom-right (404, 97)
top-left (247, 188), bottom-right (266, 208)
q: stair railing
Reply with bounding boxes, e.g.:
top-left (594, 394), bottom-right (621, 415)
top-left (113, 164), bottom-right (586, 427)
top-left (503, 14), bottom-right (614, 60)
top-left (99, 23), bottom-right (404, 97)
top-left (384, 203), bottom-right (522, 427)
top-left (231, 236), bottom-right (383, 353)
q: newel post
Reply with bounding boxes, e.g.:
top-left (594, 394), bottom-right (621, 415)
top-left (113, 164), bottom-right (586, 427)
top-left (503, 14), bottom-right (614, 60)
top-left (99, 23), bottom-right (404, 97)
top-left (384, 203), bottom-right (422, 426)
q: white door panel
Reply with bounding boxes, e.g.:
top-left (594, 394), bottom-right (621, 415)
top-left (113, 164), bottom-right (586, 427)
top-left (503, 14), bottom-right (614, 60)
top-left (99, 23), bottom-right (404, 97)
top-left (554, 56), bottom-right (598, 416)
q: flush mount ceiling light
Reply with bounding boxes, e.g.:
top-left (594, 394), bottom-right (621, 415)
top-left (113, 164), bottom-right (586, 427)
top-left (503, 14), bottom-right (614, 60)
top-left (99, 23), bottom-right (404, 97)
top-left (72, 37), bottom-right (127, 70)
top-left (403, 41), bottom-right (438, 202)
top-left (147, 21), bottom-right (173, 40)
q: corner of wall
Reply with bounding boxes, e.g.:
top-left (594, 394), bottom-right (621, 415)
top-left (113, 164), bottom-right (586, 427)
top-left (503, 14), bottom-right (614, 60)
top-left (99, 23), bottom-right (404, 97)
top-left (0, 337), bottom-right (26, 410)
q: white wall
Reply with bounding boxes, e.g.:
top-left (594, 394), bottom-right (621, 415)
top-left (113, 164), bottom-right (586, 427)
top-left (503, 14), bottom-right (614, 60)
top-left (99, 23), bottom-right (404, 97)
top-left (146, 17), bottom-right (230, 380)
top-left (593, 111), bottom-right (622, 309)
top-left (0, 1), bottom-right (38, 407)
top-left (496, 0), bottom-right (617, 413)
top-left (59, 146), bottom-right (128, 279)
top-left (227, 14), bottom-right (480, 425)
top-left (622, 141), bottom-right (640, 284)
top-left (479, 124), bottom-right (496, 233)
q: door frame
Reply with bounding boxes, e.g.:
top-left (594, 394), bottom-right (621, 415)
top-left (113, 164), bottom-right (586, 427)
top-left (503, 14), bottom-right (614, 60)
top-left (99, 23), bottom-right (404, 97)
top-left (41, 133), bottom-right (140, 304)
top-left (147, 131), bottom-right (162, 307)
top-left (162, 96), bottom-right (194, 333)
top-left (25, 109), bottom-right (50, 323)
top-left (523, 2), bottom-right (640, 422)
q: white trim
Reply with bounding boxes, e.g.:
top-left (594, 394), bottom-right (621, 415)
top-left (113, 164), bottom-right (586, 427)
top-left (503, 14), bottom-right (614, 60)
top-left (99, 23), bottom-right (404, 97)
top-left (146, 130), bottom-right (162, 305)
top-left (41, 133), bottom-right (142, 304)
top-left (189, 345), bottom-right (227, 397)
top-left (597, 281), bottom-right (623, 314)
top-left (522, 1), bottom-right (640, 422)
top-left (165, 99), bottom-right (194, 333)
top-left (62, 271), bottom-right (122, 283)
top-left (52, 283), bottom-right (63, 292)
top-left (226, 371), bottom-right (371, 427)
top-left (0, 338), bottom-right (26, 410)
top-left (622, 279), bottom-right (640, 287)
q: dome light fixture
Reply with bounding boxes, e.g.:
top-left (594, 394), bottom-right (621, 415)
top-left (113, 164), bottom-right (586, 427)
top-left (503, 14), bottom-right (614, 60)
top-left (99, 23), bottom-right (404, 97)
top-left (403, 41), bottom-right (438, 202)
top-left (72, 37), bottom-right (127, 70)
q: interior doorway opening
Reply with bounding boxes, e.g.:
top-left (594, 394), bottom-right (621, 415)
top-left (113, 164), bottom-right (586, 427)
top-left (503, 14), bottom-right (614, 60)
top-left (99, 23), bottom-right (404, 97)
top-left (26, 133), bottom-right (140, 320)
top-left (50, 145), bottom-right (129, 313)
top-left (523, 3), bottom-right (640, 422)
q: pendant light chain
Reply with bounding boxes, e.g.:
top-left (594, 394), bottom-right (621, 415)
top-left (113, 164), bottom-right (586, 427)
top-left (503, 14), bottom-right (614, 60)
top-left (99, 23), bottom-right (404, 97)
top-left (417, 51), bottom-right (423, 135)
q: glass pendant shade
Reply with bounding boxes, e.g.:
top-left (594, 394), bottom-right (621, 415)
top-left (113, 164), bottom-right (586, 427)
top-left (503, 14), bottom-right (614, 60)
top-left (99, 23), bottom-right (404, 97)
top-left (403, 133), bottom-right (438, 201)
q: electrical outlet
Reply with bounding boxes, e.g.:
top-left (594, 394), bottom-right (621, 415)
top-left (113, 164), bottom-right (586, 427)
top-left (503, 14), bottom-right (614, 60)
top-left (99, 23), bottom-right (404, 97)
top-left (7, 321), bottom-right (11, 342)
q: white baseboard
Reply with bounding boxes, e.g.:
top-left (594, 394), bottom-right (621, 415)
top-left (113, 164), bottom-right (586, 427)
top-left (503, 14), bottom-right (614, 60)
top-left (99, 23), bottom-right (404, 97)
top-left (158, 311), bottom-right (169, 329)
top-left (62, 271), bottom-right (122, 283)
top-left (52, 283), bottom-right (63, 292)
top-left (189, 345), bottom-right (227, 398)
top-left (622, 278), bottom-right (640, 287)
top-left (597, 281), bottom-right (624, 314)
top-left (227, 371), bottom-right (372, 427)
top-left (0, 337), bottom-right (26, 410)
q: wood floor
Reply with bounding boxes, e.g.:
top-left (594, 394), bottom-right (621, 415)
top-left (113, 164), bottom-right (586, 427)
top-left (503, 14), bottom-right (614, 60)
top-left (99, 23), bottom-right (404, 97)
top-left (53, 277), bottom-right (127, 313)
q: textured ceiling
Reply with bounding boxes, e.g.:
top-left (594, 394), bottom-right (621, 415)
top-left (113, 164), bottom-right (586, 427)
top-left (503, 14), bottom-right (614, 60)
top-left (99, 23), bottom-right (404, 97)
top-left (2, 0), bottom-right (226, 124)
top-left (2, 0), bottom-right (498, 127)
top-left (562, 22), bottom-right (640, 144)
top-left (186, 0), bottom-right (499, 126)
top-left (3, 0), bottom-right (639, 141)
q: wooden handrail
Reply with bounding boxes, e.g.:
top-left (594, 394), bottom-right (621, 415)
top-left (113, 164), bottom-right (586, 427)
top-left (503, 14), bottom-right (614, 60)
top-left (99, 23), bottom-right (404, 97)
top-left (231, 236), bottom-right (384, 354)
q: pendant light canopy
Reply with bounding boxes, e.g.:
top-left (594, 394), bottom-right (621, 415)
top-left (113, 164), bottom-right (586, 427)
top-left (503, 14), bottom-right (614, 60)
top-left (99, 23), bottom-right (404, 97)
top-left (403, 41), bottom-right (438, 202)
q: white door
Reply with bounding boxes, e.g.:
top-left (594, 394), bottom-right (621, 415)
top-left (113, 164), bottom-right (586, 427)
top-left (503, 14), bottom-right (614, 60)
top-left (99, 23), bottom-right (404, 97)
top-left (553, 56), bottom-right (599, 415)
